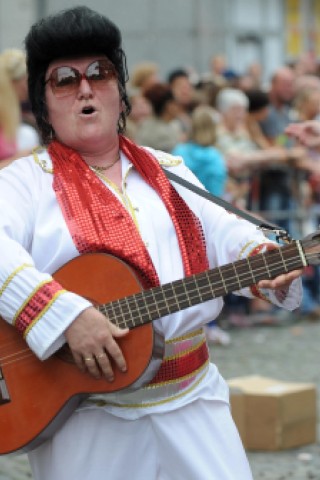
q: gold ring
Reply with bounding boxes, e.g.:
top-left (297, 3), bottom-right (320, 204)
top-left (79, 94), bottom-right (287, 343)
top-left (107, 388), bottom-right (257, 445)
top-left (96, 353), bottom-right (106, 359)
top-left (84, 357), bottom-right (95, 362)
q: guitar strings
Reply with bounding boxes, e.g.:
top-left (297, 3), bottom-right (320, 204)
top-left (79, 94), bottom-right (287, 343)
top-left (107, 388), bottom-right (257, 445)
top-left (108, 258), bottom-right (307, 329)
top-left (0, 336), bottom-right (31, 360)
top-left (106, 247), bottom-right (309, 329)
top-left (0, 351), bottom-right (34, 367)
top-left (0, 349), bottom-right (34, 366)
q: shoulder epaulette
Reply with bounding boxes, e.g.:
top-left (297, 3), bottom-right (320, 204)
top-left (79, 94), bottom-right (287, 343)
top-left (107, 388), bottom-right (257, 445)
top-left (32, 147), bottom-right (53, 174)
top-left (156, 151), bottom-right (182, 167)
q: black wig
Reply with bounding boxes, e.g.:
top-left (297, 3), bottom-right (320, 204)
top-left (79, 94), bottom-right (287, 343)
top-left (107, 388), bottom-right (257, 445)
top-left (25, 6), bottom-right (131, 144)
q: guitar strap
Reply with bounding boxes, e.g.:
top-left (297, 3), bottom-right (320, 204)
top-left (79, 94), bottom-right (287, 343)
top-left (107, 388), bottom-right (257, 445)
top-left (163, 168), bottom-right (293, 244)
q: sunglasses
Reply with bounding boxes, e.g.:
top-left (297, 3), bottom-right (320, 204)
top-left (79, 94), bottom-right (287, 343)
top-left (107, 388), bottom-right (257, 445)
top-left (45, 59), bottom-right (117, 97)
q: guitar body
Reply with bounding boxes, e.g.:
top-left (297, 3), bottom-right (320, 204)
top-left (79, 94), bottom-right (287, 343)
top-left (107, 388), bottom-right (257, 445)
top-left (0, 253), bottom-right (164, 455)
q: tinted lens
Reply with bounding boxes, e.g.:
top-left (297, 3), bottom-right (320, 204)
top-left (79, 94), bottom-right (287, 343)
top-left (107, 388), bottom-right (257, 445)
top-left (86, 60), bottom-right (115, 83)
top-left (50, 66), bottom-right (80, 97)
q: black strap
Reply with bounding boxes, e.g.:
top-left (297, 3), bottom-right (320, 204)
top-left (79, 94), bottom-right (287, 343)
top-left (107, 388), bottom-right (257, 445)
top-left (163, 168), bottom-right (292, 242)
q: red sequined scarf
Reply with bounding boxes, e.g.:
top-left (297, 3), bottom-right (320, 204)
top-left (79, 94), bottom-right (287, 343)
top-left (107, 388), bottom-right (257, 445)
top-left (49, 135), bottom-right (208, 288)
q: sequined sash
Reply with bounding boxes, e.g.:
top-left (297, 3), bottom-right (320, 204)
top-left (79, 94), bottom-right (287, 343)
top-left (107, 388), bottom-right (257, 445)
top-left (49, 136), bottom-right (208, 288)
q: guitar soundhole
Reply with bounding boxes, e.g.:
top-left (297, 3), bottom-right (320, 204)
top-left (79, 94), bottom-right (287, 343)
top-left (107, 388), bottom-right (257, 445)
top-left (0, 368), bottom-right (10, 405)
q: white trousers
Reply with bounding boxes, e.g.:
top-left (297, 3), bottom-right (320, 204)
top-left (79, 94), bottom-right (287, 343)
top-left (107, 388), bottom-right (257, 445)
top-left (28, 399), bottom-right (253, 480)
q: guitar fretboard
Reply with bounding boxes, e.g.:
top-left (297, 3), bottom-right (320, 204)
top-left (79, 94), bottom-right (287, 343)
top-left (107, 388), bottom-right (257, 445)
top-left (99, 241), bottom-right (305, 329)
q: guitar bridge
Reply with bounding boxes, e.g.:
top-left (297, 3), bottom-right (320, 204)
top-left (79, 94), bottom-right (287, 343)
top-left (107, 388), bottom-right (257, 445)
top-left (0, 368), bottom-right (10, 405)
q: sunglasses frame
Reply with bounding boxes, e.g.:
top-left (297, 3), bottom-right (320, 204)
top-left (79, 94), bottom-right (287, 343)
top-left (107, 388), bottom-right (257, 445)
top-left (45, 59), bottom-right (118, 97)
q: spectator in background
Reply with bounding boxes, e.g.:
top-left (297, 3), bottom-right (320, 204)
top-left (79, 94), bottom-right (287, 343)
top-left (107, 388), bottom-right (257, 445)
top-left (259, 66), bottom-right (296, 145)
top-left (172, 105), bottom-right (226, 197)
top-left (129, 61), bottom-right (159, 94)
top-left (293, 87), bottom-right (320, 124)
top-left (136, 82), bottom-right (183, 152)
top-left (290, 86), bottom-right (320, 181)
top-left (125, 88), bottom-right (152, 141)
top-left (238, 63), bottom-right (263, 93)
top-left (167, 68), bottom-right (200, 137)
top-left (0, 63), bottom-right (18, 164)
top-left (246, 62), bottom-right (263, 89)
top-left (0, 49), bottom-right (29, 106)
top-left (0, 48), bottom-right (39, 152)
top-left (215, 88), bottom-right (256, 208)
top-left (215, 88), bottom-right (290, 209)
top-left (202, 54), bottom-right (229, 87)
top-left (294, 74), bottom-right (320, 101)
top-left (243, 88), bottom-right (301, 214)
top-left (258, 66), bottom-right (302, 231)
top-left (245, 88), bottom-right (272, 149)
top-left (172, 105), bottom-right (230, 344)
top-left (238, 74), bottom-right (259, 93)
top-left (293, 51), bottom-right (319, 78)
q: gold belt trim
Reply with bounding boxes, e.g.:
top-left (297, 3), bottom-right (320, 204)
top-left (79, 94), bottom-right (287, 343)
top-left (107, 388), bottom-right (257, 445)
top-left (85, 329), bottom-right (209, 408)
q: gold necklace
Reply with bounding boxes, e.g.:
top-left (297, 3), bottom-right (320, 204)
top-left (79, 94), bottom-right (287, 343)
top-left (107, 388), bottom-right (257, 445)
top-left (90, 151), bottom-right (120, 173)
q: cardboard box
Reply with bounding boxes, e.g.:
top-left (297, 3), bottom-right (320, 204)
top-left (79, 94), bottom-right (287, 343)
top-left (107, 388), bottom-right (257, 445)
top-left (228, 375), bottom-right (317, 451)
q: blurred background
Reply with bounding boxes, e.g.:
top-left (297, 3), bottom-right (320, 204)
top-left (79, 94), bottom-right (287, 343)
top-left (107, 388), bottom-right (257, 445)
top-left (0, 0), bottom-right (319, 85)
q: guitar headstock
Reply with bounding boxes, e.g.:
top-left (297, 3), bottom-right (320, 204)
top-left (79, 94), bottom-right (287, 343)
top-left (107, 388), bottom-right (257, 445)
top-left (301, 229), bottom-right (320, 265)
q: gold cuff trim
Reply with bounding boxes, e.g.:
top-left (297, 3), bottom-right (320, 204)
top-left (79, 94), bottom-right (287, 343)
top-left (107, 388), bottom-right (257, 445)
top-left (237, 240), bottom-right (256, 261)
top-left (0, 263), bottom-right (33, 298)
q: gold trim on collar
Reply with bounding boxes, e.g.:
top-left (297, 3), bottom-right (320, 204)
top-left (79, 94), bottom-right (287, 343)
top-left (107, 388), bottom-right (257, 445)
top-left (33, 147), bottom-right (53, 174)
top-left (156, 152), bottom-right (182, 167)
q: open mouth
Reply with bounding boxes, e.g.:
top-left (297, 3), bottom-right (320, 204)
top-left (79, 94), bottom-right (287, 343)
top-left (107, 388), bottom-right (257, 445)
top-left (81, 106), bottom-right (96, 115)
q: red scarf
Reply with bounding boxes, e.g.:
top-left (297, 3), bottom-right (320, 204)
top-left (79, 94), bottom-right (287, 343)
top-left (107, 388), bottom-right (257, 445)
top-left (49, 136), bottom-right (208, 288)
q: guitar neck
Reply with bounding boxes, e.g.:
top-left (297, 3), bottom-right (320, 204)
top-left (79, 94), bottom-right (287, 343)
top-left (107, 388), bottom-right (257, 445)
top-left (99, 240), bottom-right (306, 329)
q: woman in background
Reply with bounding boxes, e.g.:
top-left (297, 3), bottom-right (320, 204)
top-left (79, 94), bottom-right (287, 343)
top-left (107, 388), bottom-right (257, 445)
top-left (0, 63), bottom-right (20, 165)
top-left (0, 49), bottom-right (39, 152)
top-left (136, 82), bottom-right (183, 152)
top-left (172, 105), bottom-right (226, 199)
top-left (172, 105), bottom-right (230, 345)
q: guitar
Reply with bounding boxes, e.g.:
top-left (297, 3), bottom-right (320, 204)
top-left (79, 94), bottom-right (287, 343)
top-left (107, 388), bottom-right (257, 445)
top-left (0, 230), bottom-right (319, 455)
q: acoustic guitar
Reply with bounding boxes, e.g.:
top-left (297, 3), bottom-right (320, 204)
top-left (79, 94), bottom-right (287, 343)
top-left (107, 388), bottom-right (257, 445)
top-left (0, 230), bottom-right (319, 455)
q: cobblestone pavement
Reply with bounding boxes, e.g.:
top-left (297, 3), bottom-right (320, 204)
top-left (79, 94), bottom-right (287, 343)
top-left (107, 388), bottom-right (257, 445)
top-left (1, 316), bottom-right (320, 479)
